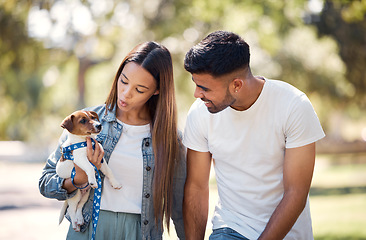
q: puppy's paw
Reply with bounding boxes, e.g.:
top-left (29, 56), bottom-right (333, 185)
top-left (72, 221), bottom-right (80, 232)
top-left (111, 182), bottom-right (122, 190)
top-left (89, 182), bottom-right (98, 189)
top-left (76, 215), bottom-right (84, 227)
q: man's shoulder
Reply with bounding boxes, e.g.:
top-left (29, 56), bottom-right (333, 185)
top-left (266, 79), bottom-right (305, 98)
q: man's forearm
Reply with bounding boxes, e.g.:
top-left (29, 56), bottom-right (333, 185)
top-left (258, 189), bottom-right (308, 240)
top-left (183, 185), bottom-right (209, 240)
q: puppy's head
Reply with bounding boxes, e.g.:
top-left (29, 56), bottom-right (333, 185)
top-left (61, 110), bottom-right (102, 136)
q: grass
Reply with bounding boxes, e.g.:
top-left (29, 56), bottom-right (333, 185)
top-left (311, 194), bottom-right (366, 240)
top-left (310, 154), bottom-right (366, 240)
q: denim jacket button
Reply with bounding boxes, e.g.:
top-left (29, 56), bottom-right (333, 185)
top-left (145, 141), bottom-right (150, 147)
top-left (144, 220), bottom-right (149, 225)
top-left (145, 193), bottom-right (150, 198)
top-left (146, 166), bottom-right (151, 171)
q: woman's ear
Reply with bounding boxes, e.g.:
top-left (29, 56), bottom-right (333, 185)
top-left (154, 90), bottom-right (160, 95)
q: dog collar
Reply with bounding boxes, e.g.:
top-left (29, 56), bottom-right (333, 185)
top-left (61, 139), bottom-right (96, 160)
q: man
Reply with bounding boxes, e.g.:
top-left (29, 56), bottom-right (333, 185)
top-left (182, 30), bottom-right (325, 240)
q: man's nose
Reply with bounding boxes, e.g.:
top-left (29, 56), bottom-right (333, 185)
top-left (194, 87), bottom-right (203, 99)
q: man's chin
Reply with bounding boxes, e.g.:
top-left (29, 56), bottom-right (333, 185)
top-left (207, 106), bottom-right (227, 114)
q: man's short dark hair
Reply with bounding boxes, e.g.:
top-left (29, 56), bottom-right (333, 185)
top-left (184, 30), bottom-right (250, 77)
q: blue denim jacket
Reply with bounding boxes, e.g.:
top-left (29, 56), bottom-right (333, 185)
top-left (39, 104), bottom-right (186, 240)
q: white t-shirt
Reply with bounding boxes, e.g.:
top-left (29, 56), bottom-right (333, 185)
top-left (100, 120), bottom-right (150, 214)
top-left (183, 79), bottom-right (325, 240)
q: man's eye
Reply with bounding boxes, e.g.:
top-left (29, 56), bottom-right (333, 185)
top-left (80, 119), bottom-right (86, 124)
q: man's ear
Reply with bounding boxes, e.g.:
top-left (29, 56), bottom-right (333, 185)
top-left (232, 78), bottom-right (244, 93)
top-left (61, 115), bottom-right (74, 132)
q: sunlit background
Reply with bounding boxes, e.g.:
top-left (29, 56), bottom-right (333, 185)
top-left (0, 0), bottom-right (365, 239)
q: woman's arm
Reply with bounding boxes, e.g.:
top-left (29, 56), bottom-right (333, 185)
top-left (38, 130), bottom-right (77, 200)
top-left (39, 134), bottom-right (105, 197)
top-left (171, 137), bottom-right (187, 239)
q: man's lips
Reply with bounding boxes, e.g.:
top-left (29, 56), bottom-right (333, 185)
top-left (201, 98), bottom-right (212, 106)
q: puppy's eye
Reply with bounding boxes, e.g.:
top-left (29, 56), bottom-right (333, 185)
top-left (80, 119), bottom-right (87, 124)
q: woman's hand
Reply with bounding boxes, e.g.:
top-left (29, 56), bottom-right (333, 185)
top-left (86, 137), bottom-right (104, 170)
top-left (63, 138), bottom-right (104, 191)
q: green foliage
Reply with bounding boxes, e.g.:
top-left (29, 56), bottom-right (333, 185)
top-left (1, 0), bottom-right (365, 141)
top-left (313, 0), bottom-right (366, 107)
top-left (0, 1), bottom-right (48, 140)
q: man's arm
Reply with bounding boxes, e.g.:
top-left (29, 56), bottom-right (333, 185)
top-left (258, 142), bottom-right (316, 240)
top-left (184, 148), bottom-right (212, 240)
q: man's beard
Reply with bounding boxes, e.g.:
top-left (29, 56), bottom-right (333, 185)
top-left (204, 88), bottom-right (236, 114)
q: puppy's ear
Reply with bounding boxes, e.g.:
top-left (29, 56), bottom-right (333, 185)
top-left (61, 115), bottom-right (74, 132)
top-left (89, 111), bottom-right (100, 121)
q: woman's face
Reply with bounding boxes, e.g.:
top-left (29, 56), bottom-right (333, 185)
top-left (116, 62), bottom-right (159, 116)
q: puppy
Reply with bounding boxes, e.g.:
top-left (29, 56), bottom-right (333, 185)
top-left (56, 110), bottom-right (122, 232)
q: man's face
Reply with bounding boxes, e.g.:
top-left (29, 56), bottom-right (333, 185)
top-left (192, 73), bottom-right (236, 114)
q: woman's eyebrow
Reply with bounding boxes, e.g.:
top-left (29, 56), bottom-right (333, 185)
top-left (138, 84), bottom-right (149, 89)
top-left (121, 72), bottom-right (149, 89)
top-left (121, 72), bottom-right (129, 80)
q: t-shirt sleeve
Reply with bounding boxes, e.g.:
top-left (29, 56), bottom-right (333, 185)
top-left (183, 100), bottom-right (210, 152)
top-left (285, 94), bottom-right (325, 148)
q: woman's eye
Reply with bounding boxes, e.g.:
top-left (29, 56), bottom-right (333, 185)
top-left (136, 88), bottom-right (144, 93)
top-left (121, 79), bottom-right (128, 84)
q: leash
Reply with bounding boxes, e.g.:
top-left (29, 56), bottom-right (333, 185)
top-left (62, 138), bottom-right (102, 240)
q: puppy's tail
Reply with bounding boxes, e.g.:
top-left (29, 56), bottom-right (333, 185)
top-left (59, 201), bottom-right (68, 224)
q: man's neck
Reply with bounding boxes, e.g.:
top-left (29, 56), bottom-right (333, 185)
top-left (231, 76), bottom-right (265, 111)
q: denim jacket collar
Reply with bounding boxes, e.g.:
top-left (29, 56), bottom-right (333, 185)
top-left (101, 104), bottom-right (118, 123)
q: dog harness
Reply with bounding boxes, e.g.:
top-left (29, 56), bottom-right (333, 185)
top-left (61, 139), bottom-right (102, 240)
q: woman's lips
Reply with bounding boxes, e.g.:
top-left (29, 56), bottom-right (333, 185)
top-left (119, 99), bottom-right (128, 107)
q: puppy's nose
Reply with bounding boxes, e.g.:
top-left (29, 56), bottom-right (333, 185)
top-left (96, 124), bottom-right (102, 131)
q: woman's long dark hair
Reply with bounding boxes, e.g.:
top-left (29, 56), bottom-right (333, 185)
top-left (105, 42), bottom-right (178, 231)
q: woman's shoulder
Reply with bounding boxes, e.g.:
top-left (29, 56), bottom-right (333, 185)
top-left (83, 104), bottom-right (116, 122)
top-left (83, 104), bottom-right (106, 114)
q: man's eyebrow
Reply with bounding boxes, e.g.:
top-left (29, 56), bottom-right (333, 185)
top-left (191, 77), bottom-right (209, 91)
top-left (197, 84), bottom-right (209, 91)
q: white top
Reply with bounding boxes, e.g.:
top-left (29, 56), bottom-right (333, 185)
top-left (183, 79), bottom-right (325, 240)
top-left (100, 120), bottom-right (150, 214)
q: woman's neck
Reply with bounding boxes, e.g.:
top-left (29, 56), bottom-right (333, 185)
top-left (116, 106), bottom-right (151, 125)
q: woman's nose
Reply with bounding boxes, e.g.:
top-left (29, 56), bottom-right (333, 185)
top-left (123, 86), bottom-right (133, 99)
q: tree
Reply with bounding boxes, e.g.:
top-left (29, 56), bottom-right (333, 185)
top-left (0, 0), bottom-right (50, 140)
top-left (312, 0), bottom-right (366, 107)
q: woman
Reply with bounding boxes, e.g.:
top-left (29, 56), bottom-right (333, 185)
top-left (39, 42), bottom-right (186, 239)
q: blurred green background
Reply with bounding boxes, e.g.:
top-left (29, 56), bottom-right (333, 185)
top-left (0, 0), bottom-right (365, 239)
